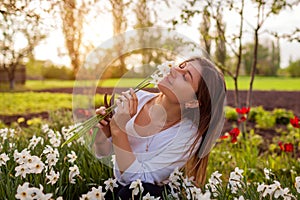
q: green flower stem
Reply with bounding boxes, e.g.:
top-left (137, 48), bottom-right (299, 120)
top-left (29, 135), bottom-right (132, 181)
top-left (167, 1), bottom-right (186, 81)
top-left (61, 77), bottom-right (152, 148)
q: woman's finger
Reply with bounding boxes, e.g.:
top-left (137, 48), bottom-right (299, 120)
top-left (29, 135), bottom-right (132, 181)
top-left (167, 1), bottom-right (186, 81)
top-left (96, 106), bottom-right (106, 115)
top-left (122, 90), bottom-right (132, 100)
top-left (99, 119), bottom-right (109, 126)
top-left (96, 123), bottom-right (104, 129)
top-left (130, 88), bottom-right (138, 115)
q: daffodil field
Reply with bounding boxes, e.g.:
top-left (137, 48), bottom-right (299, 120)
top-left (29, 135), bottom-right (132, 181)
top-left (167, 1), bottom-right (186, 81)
top-left (0, 106), bottom-right (300, 200)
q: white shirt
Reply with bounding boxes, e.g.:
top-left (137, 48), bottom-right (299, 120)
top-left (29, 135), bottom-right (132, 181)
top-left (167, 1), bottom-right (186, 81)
top-left (113, 90), bottom-right (199, 186)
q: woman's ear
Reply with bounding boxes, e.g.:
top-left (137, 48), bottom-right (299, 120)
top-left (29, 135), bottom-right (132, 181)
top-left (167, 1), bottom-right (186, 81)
top-left (185, 100), bottom-right (200, 109)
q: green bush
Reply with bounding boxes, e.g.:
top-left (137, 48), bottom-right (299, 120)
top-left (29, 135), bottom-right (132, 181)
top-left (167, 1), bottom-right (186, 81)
top-left (272, 108), bottom-right (294, 125)
top-left (225, 107), bottom-right (238, 121)
top-left (286, 59), bottom-right (300, 77)
top-left (43, 65), bottom-right (74, 80)
top-left (248, 106), bottom-right (265, 122)
top-left (255, 110), bottom-right (276, 129)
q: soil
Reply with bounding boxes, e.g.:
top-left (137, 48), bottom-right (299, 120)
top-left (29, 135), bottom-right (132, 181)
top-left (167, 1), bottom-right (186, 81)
top-left (33, 88), bottom-right (300, 114)
top-left (1, 88), bottom-right (299, 146)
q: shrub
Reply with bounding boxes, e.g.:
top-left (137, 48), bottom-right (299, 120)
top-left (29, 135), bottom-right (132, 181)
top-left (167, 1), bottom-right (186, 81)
top-left (248, 106), bottom-right (265, 122)
top-left (272, 108), bottom-right (294, 125)
top-left (255, 110), bottom-right (276, 129)
top-left (225, 107), bottom-right (238, 121)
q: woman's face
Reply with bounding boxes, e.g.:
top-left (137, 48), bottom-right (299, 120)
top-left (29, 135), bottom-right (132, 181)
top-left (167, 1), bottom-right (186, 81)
top-left (158, 60), bottom-right (201, 104)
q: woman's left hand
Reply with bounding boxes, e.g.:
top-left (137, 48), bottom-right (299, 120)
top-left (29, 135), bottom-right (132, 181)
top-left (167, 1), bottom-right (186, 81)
top-left (110, 88), bottom-right (138, 134)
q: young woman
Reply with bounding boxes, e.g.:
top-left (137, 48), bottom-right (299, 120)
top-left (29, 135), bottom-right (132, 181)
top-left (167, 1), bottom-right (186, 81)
top-left (94, 57), bottom-right (226, 199)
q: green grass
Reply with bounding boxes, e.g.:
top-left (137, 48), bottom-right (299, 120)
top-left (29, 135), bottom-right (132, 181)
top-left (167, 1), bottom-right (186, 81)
top-left (224, 76), bottom-right (300, 91)
top-left (0, 92), bottom-right (105, 115)
top-left (1, 76), bottom-right (299, 92)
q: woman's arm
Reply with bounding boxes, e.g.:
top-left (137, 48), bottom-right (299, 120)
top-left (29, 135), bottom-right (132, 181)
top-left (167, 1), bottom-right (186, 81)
top-left (110, 88), bottom-right (138, 173)
top-left (93, 106), bottom-right (113, 158)
top-left (93, 127), bottom-right (112, 158)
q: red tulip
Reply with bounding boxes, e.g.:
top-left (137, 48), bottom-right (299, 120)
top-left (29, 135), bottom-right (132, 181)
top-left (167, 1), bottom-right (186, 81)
top-left (278, 141), bottom-right (294, 152)
top-left (284, 143), bottom-right (294, 152)
top-left (231, 137), bottom-right (238, 143)
top-left (278, 141), bottom-right (284, 151)
top-left (290, 116), bottom-right (300, 128)
top-left (236, 107), bottom-right (250, 115)
top-left (229, 128), bottom-right (240, 137)
top-left (238, 116), bottom-right (247, 123)
top-left (229, 128), bottom-right (240, 143)
top-left (220, 133), bottom-right (229, 140)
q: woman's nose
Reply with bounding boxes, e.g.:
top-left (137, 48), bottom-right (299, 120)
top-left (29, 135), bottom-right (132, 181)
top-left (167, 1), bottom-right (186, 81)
top-left (173, 66), bottom-right (186, 74)
top-left (170, 66), bottom-right (180, 78)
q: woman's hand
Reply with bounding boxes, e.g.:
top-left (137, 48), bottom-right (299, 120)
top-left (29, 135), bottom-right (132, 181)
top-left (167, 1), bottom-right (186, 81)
top-left (94, 106), bottom-right (113, 157)
top-left (110, 88), bottom-right (138, 134)
top-left (95, 106), bottom-right (111, 138)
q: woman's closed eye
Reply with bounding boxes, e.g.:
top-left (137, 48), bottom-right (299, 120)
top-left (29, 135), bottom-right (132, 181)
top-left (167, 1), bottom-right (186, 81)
top-left (183, 73), bottom-right (191, 82)
top-left (179, 62), bottom-right (187, 69)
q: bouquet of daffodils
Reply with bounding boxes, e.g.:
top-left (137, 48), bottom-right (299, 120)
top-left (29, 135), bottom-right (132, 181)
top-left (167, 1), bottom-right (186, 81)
top-left (61, 61), bottom-right (176, 147)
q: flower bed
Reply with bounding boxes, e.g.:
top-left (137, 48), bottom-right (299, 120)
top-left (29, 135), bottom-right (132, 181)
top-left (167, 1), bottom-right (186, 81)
top-left (0, 107), bottom-right (299, 199)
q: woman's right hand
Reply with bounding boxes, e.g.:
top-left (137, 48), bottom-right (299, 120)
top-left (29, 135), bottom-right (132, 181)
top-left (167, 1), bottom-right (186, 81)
top-left (95, 106), bottom-right (111, 138)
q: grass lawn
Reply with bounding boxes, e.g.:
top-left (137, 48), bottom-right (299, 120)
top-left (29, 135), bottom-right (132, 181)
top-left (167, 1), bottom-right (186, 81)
top-left (1, 76), bottom-right (300, 91)
top-left (224, 76), bottom-right (300, 91)
top-left (0, 92), bottom-right (105, 115)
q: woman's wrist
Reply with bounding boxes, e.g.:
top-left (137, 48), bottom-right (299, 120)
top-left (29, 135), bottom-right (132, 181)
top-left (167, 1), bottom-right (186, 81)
top-left (95, 129), bottom-right (109, 144)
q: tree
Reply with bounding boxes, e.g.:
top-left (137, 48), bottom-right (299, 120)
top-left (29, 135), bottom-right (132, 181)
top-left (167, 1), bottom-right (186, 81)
top-left (109, 0), bottom-right (130, 76)
top-left (174, 0), bottom-right (245, 108)
top-left (0, 0), bottom-right (52, 89)
top-left (287, 59), bottom-right (300, 77)
top-left (58, 0), bottom-right (97, 76)
top-left (246, 0), bottom-right (299, 109)
top-left (198, 6), bottom-right (212, 56)
top-left (243, 42), bottom-right (278, 76)
top-left (214, 3), bottom-right (226, 72)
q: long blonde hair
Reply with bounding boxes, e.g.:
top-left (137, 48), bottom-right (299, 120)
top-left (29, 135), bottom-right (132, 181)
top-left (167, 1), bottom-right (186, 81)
top-left (182, 57), bottom-right (226, 186)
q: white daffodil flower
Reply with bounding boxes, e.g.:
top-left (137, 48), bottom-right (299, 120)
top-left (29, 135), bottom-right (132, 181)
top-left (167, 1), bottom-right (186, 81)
top-left (157, 63), bottom-right (171, 77)
top-left (209, 171), bottom-right (222, 185)
top-left (46, 170), bottom-right (60, 185)
top-left (45, 153), bottom-right (59, 167)
top-left (0, 128), bottom-right (8, 141)
top-left (14, 149), bottom-right (31, 165)
top-left (129, 179), bottom-right (144, 196)
top-left (234, 195), bottom-right (245, 200)
top-left (295, 176), bottom-right (300, 193)
top-left (15, 164), bottom-right (30, 179)
top-left (28, 135), bottom-right (44, 149)
top-left (197, 190), bottom-right (211, 200)
top-left (142, 192), bottom-right (160, 200)
top-left (0, 153), bottom-right (9, 166)
top-left (149, 73), bottom-right (163, 87)
top-left (67, 151), bottom-right (77, 163)
top-left (15, 182), bottom-right (32, 200)
top-left (189, 187), bottom-right (202, 200)
top-left (257, 182), bottom-right (266, 193)
top-left (104, 178), bottom-right (118, 192)
top-left (86, 186), bottom-right (105, 200)
top-left (30, 158), bottom-right (45, 174)
top-left (41, 124), bottom-right (50, 133)
top-left (263, 168), bottom-right (273, 180)
top-left (69, 165), bottom-right (80, 184)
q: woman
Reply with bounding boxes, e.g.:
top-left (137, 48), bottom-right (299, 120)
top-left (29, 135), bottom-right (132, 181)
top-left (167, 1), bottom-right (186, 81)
top-left (94, 57), bottom-right (226, 198)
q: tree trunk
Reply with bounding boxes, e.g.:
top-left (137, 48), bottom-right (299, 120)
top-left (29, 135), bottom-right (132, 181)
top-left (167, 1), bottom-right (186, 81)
top-left (246, 29), bottom-right (259, 108)
top-left (233, 0), bottom-right (244, 108)
top-left (8, 69), bottom-right (15, 90)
